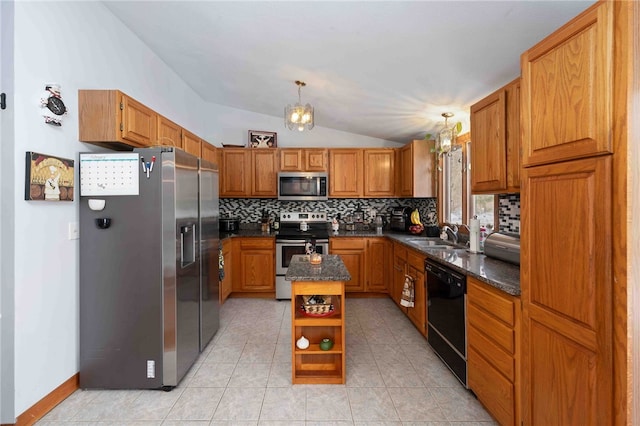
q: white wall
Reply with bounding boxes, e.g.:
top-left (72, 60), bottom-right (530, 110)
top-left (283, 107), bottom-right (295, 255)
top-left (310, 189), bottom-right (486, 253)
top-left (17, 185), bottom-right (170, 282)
top-left (203, 103), bottom-right (402, 148)
top-left (5, 1), bottom-right (395, 420)
top-left (8, 1), bottom-right (210, 419)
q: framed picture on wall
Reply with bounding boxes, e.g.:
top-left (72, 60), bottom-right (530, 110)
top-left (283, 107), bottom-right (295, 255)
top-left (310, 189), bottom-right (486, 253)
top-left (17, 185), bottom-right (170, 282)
top-left (25, 152), bottom-right (75, 201)
top-left (248, 130), bottom-right (277, 148)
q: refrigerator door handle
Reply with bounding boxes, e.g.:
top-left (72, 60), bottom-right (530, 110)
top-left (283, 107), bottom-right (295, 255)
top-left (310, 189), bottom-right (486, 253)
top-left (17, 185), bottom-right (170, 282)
top-left (180, 224), bottom-right (196, 268)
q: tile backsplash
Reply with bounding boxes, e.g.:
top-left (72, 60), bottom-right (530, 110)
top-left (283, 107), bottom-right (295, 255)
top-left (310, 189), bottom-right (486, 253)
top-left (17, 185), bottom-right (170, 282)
top-left (221, 195), bottom-right (520, 234)
top-left (220, 198), bottom-right (438, 227)
top-left (498, 194), bottom-right (521, 234)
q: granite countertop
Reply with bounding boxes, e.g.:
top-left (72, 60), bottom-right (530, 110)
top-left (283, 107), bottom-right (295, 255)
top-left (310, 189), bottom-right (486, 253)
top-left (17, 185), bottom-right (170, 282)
top-left (285, 254), bottom-right (352, 282)
top-left (220, 226), bottom-right (520, 296)
top-left (384, 233), bottom-right (521, 296)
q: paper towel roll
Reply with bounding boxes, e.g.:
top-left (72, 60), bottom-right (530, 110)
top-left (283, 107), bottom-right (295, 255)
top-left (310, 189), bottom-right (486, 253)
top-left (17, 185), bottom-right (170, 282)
top-left (469, 218), bottom-right (480, 253)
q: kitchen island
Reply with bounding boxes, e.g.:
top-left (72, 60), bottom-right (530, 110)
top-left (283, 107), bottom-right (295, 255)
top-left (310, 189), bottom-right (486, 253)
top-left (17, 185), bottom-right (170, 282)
top-left (286, 254), bottom-right (351, 384)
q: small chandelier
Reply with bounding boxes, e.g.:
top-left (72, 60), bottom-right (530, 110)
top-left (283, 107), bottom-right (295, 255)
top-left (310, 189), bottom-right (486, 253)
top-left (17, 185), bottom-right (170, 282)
top-left (285, 80), bottom-right (314, 132)
top-left (436, 112), bottom-right (458, 155)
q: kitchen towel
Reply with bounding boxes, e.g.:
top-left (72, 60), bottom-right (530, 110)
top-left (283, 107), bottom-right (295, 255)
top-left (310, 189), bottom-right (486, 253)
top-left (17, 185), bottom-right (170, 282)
top-left (218, 241), bottom-right (225, 281)
top-left (400, 274), bottom-right (415, 308)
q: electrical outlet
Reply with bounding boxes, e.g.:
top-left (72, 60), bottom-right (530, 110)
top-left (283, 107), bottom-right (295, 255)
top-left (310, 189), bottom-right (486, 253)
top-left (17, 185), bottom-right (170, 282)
top-left (68, 222), bottom-right (79, 240)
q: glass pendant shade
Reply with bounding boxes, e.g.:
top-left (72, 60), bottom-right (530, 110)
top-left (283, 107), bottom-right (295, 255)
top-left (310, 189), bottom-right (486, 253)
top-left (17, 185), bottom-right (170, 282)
top-left (437, 112), bottom-right (456, 154)
top-left (285, 81), bottom-right (314, 131)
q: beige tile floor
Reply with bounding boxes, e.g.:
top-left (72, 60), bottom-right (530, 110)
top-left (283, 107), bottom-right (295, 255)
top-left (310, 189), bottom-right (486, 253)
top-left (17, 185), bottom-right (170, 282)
top-left (38, 297), bottom-right (496, 425)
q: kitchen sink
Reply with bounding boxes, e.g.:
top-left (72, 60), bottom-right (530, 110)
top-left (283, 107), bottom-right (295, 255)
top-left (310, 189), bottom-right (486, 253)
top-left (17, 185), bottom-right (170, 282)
top-left (405, 238), bottom-right (459, 250)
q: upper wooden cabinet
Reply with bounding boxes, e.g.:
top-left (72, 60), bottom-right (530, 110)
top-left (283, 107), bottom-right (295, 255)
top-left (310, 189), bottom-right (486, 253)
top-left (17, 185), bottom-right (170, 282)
top-left (251, 149), bottom-right (279, 197)
top-left (220, 148), bottom-right (278, 198)
top-left (397, 140), bottom-right (435, 198)
top-left (220, 149), bottom-right (250, 197)
top-left (280, 148), bottom-right (328, 171)
top-left (182, 129), bottom-right (202, 158)
top-left (363, 149), bottom-right (395, 197)
top-left (470, 78), bottom-right (521, 193)
top-left (521, 2), bottom-right (613, 167)
top-left (79, 89), bottom-right (213, 157)
top-left (157, 114), bottom-right (182, 149)
top-left (201, 142), bottom-right (217, 165)
top-left (329, 149), bottom-right (364, 198)
top-left (79, 90), bottom-right (156, 149)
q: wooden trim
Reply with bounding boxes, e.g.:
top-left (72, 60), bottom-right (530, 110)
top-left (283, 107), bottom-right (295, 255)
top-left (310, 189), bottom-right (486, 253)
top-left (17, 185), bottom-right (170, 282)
top-left (15, 373), bottom-right (78, 426)
top-left (611, 1), bottom-right (638, 424)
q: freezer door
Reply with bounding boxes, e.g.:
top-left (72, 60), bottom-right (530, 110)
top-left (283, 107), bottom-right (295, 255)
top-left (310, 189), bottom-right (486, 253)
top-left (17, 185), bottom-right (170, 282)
top-left (162, 148), bottom-right (201, 386)
top-left (199, 158), bottom-right (220, 351)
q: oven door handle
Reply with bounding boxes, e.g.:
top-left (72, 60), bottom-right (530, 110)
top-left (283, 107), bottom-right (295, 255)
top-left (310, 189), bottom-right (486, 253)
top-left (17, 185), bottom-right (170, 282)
top-left (276, 239), bottom-right (308, 245)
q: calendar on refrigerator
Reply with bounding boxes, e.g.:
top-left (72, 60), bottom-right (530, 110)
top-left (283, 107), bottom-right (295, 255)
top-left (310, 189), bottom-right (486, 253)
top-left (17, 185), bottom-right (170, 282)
top-left (79, 153), bottom-right (139, 196)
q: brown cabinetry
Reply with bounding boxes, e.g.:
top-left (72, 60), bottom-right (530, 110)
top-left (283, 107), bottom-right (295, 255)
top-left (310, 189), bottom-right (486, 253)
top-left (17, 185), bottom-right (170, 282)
top-left (220, 238), bottom-right (233, 304)
top-left (363, 149), bottom-right (395, 197)
top-left (392, 242), bottom-right (408, 308)
top-left (329, 149), bottom-right (363, 197)
top-left (406, 249), bottom-right (426, 335)
top-left (291, 280), bottom-right (345, 384)
top-left (521, 3), bottom-right (613, 167)
top-left (79, 90), bottom-right (157, 149)
top-left (467, 277), bottom-right (520, 426)
top-left (201, 142), bottom-right (217, 165)
top-left (182, 129), bottom-right (202, 158)
top-left (390, 242), bottom-right (426, 336)
top-left (220, 149), bottom-right (250, 197)
top-left (365, 238), bottom-right (390, 292)
top-left (470, 78), bottom-right (520, 193)
top-left (157, 114), bottom-right (182, 149)
top-left (329, 238), bottom-right (365, 292)
top-left (329, 237), bottom-right (391, 293)
top-left (233, 237), bottom-right (275, 293)
top-left (280, 148), bottom-right (327, 171)
top-left (251, 149), bottom-right (279, 196)
top-left (397, 140), bottom-right (435, 197)
top-left (220, 149), bottom-right (278, 197)
top-left (521, 156), bottom-right (612, 425)
top-left (520, 3), bottom-right (616, 424)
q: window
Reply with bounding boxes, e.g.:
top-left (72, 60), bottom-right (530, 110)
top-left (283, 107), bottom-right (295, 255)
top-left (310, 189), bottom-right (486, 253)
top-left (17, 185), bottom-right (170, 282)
top-left (439, 136), bottom-right (496, 229)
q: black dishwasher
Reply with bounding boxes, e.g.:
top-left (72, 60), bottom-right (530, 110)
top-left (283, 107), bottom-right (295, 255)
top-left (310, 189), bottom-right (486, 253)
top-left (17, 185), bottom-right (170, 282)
top-left (426, 258), bottom-right (467, 387)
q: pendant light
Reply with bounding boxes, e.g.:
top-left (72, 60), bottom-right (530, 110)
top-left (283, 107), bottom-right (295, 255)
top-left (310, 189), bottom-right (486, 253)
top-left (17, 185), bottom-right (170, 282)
top-left (437, 112), bottom-right (457, 155)
top-left (285, 80), bottom-right (314, 132)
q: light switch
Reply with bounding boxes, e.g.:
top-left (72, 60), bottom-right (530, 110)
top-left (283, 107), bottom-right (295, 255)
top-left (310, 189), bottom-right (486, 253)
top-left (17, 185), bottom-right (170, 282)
top-left (68, 222), bottom-right (79, 240)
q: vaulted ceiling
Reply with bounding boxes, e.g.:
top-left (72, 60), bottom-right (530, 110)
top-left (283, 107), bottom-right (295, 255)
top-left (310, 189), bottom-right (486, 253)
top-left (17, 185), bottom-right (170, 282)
top-left (104, 1), bottom-right (595, 143)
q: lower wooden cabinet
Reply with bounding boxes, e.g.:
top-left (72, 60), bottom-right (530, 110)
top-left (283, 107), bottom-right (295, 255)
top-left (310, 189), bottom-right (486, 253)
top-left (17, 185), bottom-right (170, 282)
top-left (365, 238), bottom-right (390, 292)
top-left (406, 249), bottom-right (426, 335)
top-left (329, 238), bottom-right (365, 292)
top-left (467, 276), bottom-right (520, 426)
top-left (390, 242), bottom-right (426, 336)
top-left (232, 237), bottom-right (275, 293)
top-left (220, 238), bottom-right (233, 304)
top-left (392, 242), bottom-right (408, 308)
top-left (329, 237), bottom-right (392, 293)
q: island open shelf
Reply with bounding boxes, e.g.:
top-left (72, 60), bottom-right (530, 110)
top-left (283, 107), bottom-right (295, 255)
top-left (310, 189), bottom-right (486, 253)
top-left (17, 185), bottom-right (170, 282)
top-left (291, 280), bottom-right (346, 384)
top-left (286, 254), bottom-right (351, 385)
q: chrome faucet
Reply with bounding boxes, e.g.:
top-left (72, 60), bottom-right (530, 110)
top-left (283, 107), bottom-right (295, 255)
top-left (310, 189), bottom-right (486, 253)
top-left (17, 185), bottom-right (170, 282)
top-left (441, 224), bottom-right (459, 244)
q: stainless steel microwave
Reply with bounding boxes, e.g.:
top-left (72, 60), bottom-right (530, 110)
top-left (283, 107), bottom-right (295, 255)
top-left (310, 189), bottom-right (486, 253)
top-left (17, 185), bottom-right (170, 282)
top-left (278, 172), bottom-right (328, 201)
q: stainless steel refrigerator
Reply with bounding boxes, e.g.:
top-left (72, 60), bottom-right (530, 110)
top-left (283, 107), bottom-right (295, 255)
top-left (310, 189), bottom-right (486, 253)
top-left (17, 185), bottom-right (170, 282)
top-left (79, 147), bottom-right (219, 389)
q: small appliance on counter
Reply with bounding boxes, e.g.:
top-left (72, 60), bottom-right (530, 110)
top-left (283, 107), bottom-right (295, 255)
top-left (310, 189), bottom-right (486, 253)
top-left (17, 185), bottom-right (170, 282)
top-left (390, 206), bottom-right (413, 232)
top-left (219, 216), bottom-right (240, 233)
top-left (483, 232), bottom-right (521, 265)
